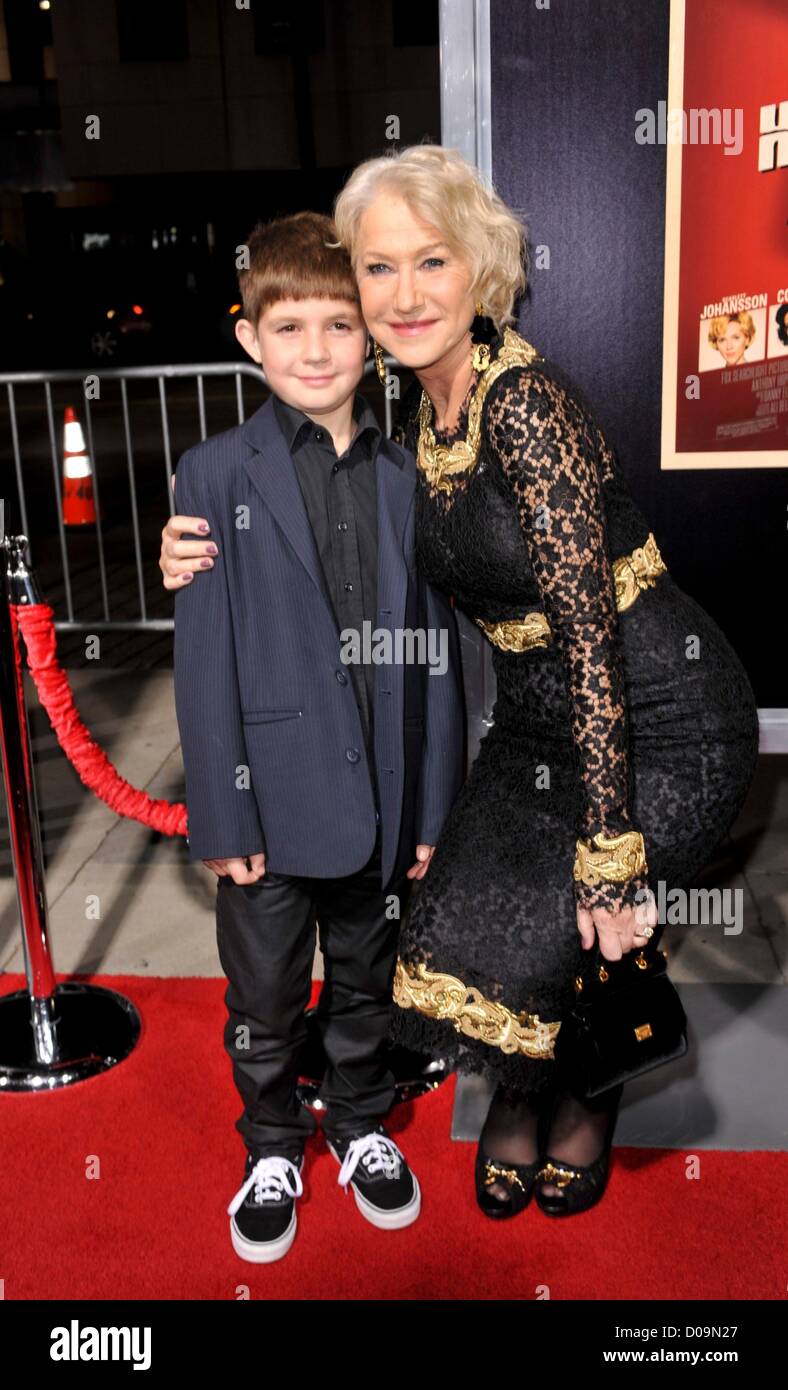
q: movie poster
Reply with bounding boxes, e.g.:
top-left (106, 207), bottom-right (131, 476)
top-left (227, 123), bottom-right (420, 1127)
top-left (660, 0), bottom-right (788, 469)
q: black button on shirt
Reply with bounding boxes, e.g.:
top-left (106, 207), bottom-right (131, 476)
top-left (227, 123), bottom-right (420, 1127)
top-left (272, 391), bottom-right (382, 800)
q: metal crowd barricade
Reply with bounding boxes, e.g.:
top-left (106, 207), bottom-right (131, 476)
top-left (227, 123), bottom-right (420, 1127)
top-left (1, 360), bottom-right (397, 635)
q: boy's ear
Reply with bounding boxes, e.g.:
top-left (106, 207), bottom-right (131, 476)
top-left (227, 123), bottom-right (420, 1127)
top-left (235, 317), bottom-right (261, 363)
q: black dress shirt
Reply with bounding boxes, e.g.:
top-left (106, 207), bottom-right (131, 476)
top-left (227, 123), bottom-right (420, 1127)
top-left (273, 390), bottom-right (382, 809)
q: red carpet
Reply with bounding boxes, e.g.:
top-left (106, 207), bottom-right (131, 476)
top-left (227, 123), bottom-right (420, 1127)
top-left (1, 972), bottom-right (783, 1301)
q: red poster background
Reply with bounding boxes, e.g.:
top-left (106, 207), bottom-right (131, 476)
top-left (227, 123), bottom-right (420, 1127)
top-left (674, 0), bottom-right (788, 457)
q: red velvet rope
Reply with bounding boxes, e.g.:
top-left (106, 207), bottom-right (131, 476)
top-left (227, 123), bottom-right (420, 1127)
top-left (12, 603), bottom-right (188, 838)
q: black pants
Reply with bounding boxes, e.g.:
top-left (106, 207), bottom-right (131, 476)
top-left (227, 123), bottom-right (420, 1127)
top-left (215, 828), bottom-right (412, 1161)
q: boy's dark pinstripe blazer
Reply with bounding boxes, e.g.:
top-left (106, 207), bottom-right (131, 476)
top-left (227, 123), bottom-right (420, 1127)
top-left (173, 393), bottom-right (466, 890)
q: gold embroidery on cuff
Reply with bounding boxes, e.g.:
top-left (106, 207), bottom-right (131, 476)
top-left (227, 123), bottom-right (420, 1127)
top-left (393, 958), bottom-right (560, 1059)
top-left (573, 829), bottom-right (648, 887)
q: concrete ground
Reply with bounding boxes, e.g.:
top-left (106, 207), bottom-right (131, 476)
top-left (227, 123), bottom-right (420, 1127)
top-left (1, 667), bottom-right (786, 1146)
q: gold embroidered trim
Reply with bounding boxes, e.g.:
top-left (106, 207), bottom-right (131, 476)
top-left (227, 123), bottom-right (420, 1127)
top-left (573, 829), bottom-right (648, 887)
top-left (474, 612), bottom-right (552, 652)
top-left (474, 532), bottom-right (667, 652)
top-left (393, 958), bottom-right (560, 1059)
top-left (416, 326), bottom-right (541, 495)
top-left (612, 532), bottom-right (667, 612)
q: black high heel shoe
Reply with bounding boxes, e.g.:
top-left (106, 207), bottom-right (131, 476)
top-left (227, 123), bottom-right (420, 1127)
top-left (474, 1148), bottom-right (544, 1219)
top-left (474, 1091), bottom-right (552, 1220)
top-left (534, 1082), bottom-right (624, 1217)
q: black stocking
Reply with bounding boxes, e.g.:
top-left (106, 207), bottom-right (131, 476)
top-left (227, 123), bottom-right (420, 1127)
top-left (479, 1083), bottom-right (550, 1202)
top-left (538, 1082), bottom-right (624, 1197)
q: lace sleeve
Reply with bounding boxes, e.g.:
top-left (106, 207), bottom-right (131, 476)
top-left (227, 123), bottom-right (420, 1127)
top-left (486, 366), bottom-right (650, 917)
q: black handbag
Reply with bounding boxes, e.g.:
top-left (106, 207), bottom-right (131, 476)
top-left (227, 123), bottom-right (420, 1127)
top-left (553, 930), bottom-right (688, 1098)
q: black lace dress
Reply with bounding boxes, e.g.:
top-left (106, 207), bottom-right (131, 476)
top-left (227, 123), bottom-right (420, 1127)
top-left (388, 328), bottom-right (759, 1100)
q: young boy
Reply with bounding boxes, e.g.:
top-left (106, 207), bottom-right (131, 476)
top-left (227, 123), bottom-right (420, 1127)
top-left (172, 212), bottom-right (465, 1263)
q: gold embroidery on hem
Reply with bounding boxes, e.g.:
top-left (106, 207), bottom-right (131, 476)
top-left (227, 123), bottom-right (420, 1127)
top-left (393, 958), bottom-right (560, 1059)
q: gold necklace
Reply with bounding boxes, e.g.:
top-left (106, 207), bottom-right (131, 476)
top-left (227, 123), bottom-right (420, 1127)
top-left (416, 326), bottom-right (542, 494)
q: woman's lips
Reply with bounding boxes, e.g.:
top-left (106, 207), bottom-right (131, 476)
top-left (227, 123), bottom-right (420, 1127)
top-left (389, 320), bottom-right (438, 336)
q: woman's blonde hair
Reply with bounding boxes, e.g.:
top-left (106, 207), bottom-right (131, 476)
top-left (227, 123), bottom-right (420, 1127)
top-left (332, 144), bottom-right (528, 329)
top-left (707, 312), bottom-right (756, 346)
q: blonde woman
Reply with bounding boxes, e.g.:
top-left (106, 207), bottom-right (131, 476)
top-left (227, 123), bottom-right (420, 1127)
top-left (160, 146), bottom-right (759, 1219)
top-left (707, 312), bottom-right (756, 368)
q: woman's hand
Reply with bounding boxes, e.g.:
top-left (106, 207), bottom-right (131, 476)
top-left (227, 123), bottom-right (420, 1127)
top-left (576, 891), bottom-right (659, 960)
top-left (406, 844), bottom-right (436, 880)
top-left (159, 473), bottom-right (218, 591)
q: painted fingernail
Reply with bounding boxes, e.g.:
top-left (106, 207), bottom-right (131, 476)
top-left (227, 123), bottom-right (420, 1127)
top-left (206, 544), bottom-right (218, 555)
top-left (200, 558), bottom-right (213, 568)
top-left (182, 572), bottom-right (194, 582)
top-left (198, 523), bottom-right (210, 533)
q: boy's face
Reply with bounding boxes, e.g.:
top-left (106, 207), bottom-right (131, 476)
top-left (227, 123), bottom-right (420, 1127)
top-left (235, 297), bottom-right (368, 416)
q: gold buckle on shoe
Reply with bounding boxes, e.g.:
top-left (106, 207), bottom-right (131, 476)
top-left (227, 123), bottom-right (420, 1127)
top-left (484, 1161), bottom-right (527, 1192)
top-left (536, 1161), bottom-right (583, 1188)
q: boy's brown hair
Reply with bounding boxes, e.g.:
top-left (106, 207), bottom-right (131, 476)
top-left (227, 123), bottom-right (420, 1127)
top-left (238, 211), bottom-right (360, 326)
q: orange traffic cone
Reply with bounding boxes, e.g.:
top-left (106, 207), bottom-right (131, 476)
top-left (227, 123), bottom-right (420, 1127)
top-left (62, 406), bottom-right (98, 526)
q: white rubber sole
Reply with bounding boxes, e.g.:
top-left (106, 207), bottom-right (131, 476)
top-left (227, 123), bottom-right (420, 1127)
top-left (352, 1173), bottom-right (421, 1229)
top-left (229, 1207), bottom-right (297, 1263)
top-left (327, 1145), bottom-right (422, 1229)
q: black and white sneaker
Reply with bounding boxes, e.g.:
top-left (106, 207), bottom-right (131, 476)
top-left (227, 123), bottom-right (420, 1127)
top-left (327, 1124), bottom-right (421, 1230)
top-left (227, 1152), bottom-right (304, 1263)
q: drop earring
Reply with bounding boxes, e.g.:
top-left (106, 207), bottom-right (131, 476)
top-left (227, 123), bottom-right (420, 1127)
top-left (471, 300), bottom-right (491, 372)
top-left (371, 338), bottom-right (388, 385)
top-left (472, 300), bottom-right (489, 372)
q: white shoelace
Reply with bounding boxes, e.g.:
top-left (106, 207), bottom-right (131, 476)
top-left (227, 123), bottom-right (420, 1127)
top-left (336, 1132), bottom-right (404, 1189)
top-left (227, 1156), bottom-right (303, 1217)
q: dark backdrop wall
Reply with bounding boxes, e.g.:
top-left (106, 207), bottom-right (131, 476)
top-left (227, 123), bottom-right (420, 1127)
top-left (490, 0), bottom-right (784, 706)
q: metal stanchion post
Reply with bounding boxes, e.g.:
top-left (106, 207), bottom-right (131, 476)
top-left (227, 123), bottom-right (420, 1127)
top-left (0, 535), bottom-right (140, 1090)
